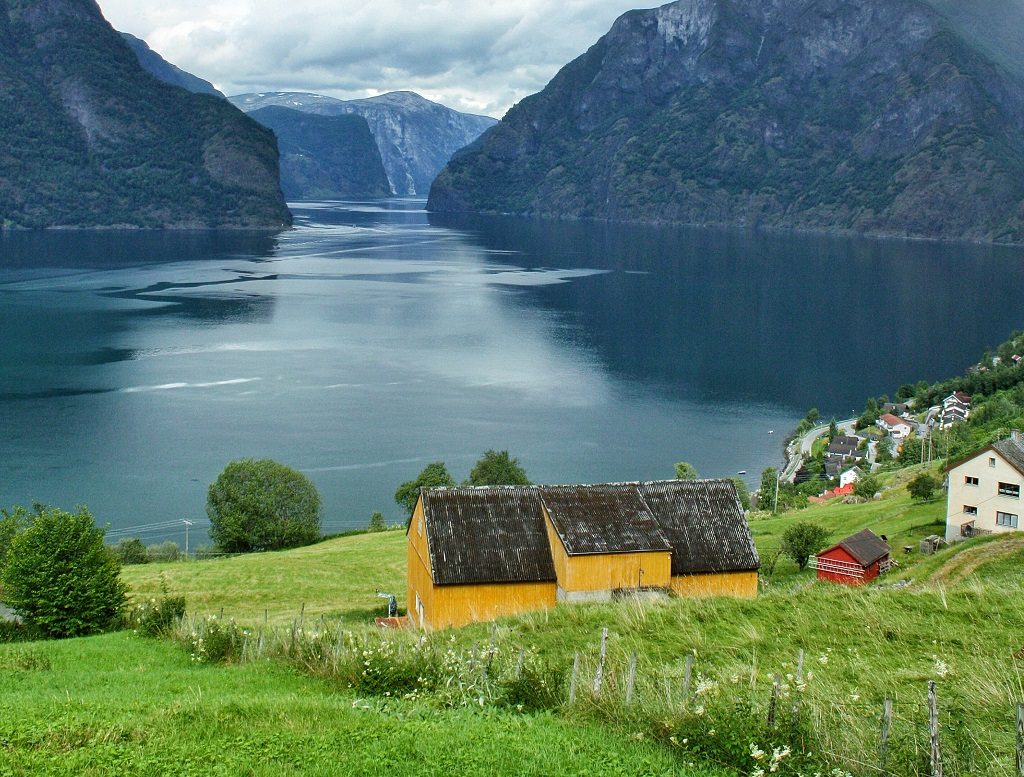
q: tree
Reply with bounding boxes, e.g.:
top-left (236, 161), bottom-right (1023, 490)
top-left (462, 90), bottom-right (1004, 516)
top-left (112, 537), bottom-right (148, 565)
top-left (759, 467), bottom-right (779, 512)
top-left (395, 462), bottom-right (455, 516)
top-left (730, 477), bottom-right (751, 511)
top-left (908, 472), bottom-right (941, 502)
top-left (854, 474), bottom-right (881, 499)
top-left (367, 511), bottom-right (387, 532)
top-left (674, 461), bottom-right (699, 480)
top-left (207, 459), bottom-right (322, 553)
top-left (828, 418), bottom-right (839, 440)
top-left (781, 521), bottom-right (830, 571)
top-left (468, 450), bottom-right (530, 486)
top-left (2, 505), bottom-right (127, 638)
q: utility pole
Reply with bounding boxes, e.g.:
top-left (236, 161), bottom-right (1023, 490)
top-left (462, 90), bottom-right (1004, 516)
top-left (773, 472), bottom-right (781, 514)
top-left (182, 519), bottom-right (193, 558)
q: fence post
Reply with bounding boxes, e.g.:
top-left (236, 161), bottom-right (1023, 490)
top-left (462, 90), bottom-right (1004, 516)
top-left (569, 652), bottom-right (580, 704)
top-left (792, 648), bottom-right (804, 728)
top-left (515, 648), bottom-right (526, 679)
top-left (879, 697), bottom-right (893, 774)
top-left (1016, 703), bottom-right (1024, 776)
top-left (929, 680), bottom-right (942, 777)
top-left (768, 674), bottom-right (781, 728)
top-left (593, 627), bottom-right (609, 694)
top-left (683, 653), bottom-right (693, 700)
top-left (625, 652), bottom-right (638, 705)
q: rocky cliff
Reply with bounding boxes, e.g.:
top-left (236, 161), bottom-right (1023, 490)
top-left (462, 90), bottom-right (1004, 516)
top-left (0, 0), bottom-right (290, 229)
top-left (427, 0), bottom-right (1024, 243)
top-left (248, 106), bottom-right (391, 199)
top-left (231, 91), bottom-right (496, 197)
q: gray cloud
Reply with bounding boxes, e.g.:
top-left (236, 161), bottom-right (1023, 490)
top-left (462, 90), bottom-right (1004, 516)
top-left (98, 0), bottom-right (648, 116)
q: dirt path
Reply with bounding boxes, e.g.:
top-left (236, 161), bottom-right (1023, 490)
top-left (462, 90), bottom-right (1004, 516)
top-left (924, 535), bottom-right (1024, 587)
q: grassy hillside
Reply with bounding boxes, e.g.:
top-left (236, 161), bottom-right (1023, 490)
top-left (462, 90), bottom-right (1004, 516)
top-left (0, 632), bottom-right (708, 776)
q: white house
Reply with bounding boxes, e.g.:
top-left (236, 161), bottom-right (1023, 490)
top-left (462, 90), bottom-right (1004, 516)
top-left (839, 467), bottom-right (864, 488)
top-left (945, 433), bottom-right (1024, 542)
top-left (877, 413), bottom-right (912, 440)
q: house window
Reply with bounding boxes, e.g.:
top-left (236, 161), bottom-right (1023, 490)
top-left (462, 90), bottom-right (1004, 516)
top-left (963, 505), bottom-right (978, 515)
top-left (965, 476), bottom-right (979, 486)
top-left (996, 511), bottom-right (1019, 528)
top-left (990, 457), bottom-right (997, 468)
top-left (999, 482), bottom-right (1021, 498)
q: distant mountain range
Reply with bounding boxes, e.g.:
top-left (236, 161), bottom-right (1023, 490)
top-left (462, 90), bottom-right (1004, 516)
top-left (429, 0), bottom-right (1024, 243)
top-left (231, 92), bottom-right (497, 197)
top-left (120, 32), bottom-right (223, 99)
top-left (0, 0), bottom-right (290, 229)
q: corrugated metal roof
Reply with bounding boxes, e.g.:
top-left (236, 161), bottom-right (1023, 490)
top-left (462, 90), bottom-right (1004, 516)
top-left (830, 528), bottom-right (889, 567)
top-left (637, 479), bottom-right (761, 575)
top-left (538, 484), bottom-right (672, 555)
top-left (421, 487), bottom-right (556, 586)
top-left (993, 437), bottom-right (1024, 475)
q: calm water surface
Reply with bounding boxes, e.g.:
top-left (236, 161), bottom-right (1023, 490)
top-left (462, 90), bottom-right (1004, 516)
top-left (2, 200), bottom-right (1024, 542)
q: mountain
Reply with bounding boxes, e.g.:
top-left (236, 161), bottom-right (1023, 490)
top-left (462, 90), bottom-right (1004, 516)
top-left (119, 32), bottom-right (223, 98)
top-left (0, 0), bottom-right (290, 229)
top-left (248, 106), bottom-right (391, 199)
top-left (428, 0), bottom-right (1024, 243)
top-left (231, 91), bottom-right (497, 196)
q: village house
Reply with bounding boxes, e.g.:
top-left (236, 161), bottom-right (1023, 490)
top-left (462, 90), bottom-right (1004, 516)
top-left (940, 391), bottom-right (972, 429)
top-left (839, 467), bottom-right (864, 488)
top-left (406, 479), bottom-right (760, 629)
top-left (945, 432), bottom-right (1024, 542)
top-left (814, 529), bottom-right (892, 586)
top-left (877, 413), bottom-right (913, 440)
top-left (882, 402), bottom-right (911, 417)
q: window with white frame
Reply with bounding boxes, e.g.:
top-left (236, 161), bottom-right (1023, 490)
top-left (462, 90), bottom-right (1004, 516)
top-left (963, 505), bottom-right (978, 515)
top-left (999, 482), bottom-right (1021, 498)
top-left (990, 457), bottom-right (997, 467)
top-left (965, 476), bottom-right (979, 486)
top-left (996, 511), bottom-right (1019, 528)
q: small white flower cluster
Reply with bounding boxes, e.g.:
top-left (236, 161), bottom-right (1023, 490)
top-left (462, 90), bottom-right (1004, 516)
top-left (749, 743), bottom-right (791, 776)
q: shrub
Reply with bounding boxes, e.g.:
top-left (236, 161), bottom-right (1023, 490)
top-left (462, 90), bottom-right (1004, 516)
top-left (112, 538), bottom-right (148, 565)
top-left (207, 458), bottom-right (322, 552)
top-left (129, 592), bottom-right (186, 637)
top-left (1, 505), bottom-right (127, 638)
top-left (145, 541), bottom-right (182, 563)
top-left (908, 472), bottom-right (941, 502)
top-left (180, 615), bottom-right (248, 663)
top-left (780, 521), bottom-right (830, 571)
top-left (497, 658), bottom-right (566, 712)
top-left (367, 511), bottom-right (386, 532)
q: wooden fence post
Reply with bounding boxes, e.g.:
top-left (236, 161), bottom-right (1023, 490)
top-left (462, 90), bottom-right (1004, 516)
top-left (929, 680), bottom-right (942, 777)
top-left (683, 654), bottom-right (693, 700)
top-left (1016, 703), bottom-right (1024, 776)
top-left (569, 652), bottom-right (580, 704)
top-left (879, 697), bottom-right (892, 774)
top-left (792, 648), bottom-right (804, 728)
top-left (768, 674), bottom-right (781, 728)
top-left (625, 652), bottom-right (638, 705)
top-left (515, 648), bottom-right (526, 679)
top-left (593, 627), bottom-right (609, 694)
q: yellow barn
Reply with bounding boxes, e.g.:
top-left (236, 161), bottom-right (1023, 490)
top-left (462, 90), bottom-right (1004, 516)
top-left (407, 479), bottom-right (759, 630)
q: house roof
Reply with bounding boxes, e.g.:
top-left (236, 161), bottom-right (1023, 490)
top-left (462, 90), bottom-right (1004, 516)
top-left (637, 479), bottom-right (760, 575)
top-left (879, 413), bottom-right (910, 428)
top-left (946, 434), bottom-right (1024, 477)
top-left (820, 528), bottom-right (890, 567)
top-left (419, 487), bottom-right (556, 586)
top-left (540, 484), bottom-right (672, 556)
top-left (417, 479), bottom-right (760, 586)
top-left (832, 435), bottom-right (861, 447)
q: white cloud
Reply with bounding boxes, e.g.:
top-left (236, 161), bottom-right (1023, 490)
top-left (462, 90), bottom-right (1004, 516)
top-left (97, 0), bottom-right (651, 117)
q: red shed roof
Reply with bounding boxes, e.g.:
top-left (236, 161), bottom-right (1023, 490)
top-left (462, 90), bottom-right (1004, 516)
top-left (819, 529), bottom-right (889, 567)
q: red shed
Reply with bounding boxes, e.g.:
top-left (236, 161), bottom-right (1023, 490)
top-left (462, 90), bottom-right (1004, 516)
top-left (815, 529), bottom-right (890, 586)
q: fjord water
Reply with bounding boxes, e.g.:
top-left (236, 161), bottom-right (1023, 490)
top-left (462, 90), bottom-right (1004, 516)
top-left (3, 201), bottom-right (1024, 541)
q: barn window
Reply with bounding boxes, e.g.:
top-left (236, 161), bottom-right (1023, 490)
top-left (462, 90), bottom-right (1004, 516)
top-left (990, 457), bottom-right (997, 467)
top-left (963, 505), bottom-right (978, 515)
top-left (998, 482), bottom-right (1020, 498)
top-left (965, 476), bottom-right (979, 486)
top-left (996, 511), bottom-right (1019, 528)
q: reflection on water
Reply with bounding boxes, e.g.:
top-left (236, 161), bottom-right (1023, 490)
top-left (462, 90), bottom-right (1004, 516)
top-left (2, 201), bottom-right (1024, 540)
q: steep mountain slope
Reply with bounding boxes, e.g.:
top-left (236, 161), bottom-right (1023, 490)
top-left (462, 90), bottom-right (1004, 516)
top-left (428, 0), bottom-right (1024, 243)
top-left (120, 32), bottom-right (223, 98)
top-left (231, 91), bottom-right (497, 196)
top-left (0, 0), bottom-right (290, 229)
top-left (248, 106), bottom-right (391, 199)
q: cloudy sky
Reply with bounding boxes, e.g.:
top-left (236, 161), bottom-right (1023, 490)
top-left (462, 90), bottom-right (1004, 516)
top-left (97, 0), bottom-right (653, 118)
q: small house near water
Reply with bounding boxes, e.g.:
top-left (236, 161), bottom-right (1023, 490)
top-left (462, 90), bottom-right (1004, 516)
top-left (406, 479), bottom-right (760, 629)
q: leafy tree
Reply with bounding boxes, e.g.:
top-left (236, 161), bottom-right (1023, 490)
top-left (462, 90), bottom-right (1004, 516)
top-left (730, 477), bottom-right (751, 511)
top-left (855, 397), bottom-right (881, 431)
top-left (112, 537), bottom-right (148, 565)
top-left (395, 462), bottom-right (455, 516)
top-left (854, 474), bottom-right (881, 498)
top-left (759, 467), bottom-right (779, 512)
top-left (468, 450), bottom-right (530, 486)
top-left (367, 511), bottom-right (387, 532)
top-left (781, 521), bottom-right (830, 571)
top-left (908, 472), bottom-right (942, 502)
top-left (674, 461), bottom-right (699, 480)
top-left (207, 459), bottom-right (322, 553)
top-left (2, 505), bottom-right (127, 638)
top-left (828, 418), bottom-right (839, 440)
top-left (0, 506), bottom-right (27, 574)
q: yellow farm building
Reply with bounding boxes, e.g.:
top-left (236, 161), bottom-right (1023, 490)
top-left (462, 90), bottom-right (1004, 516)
top-left (406, 479), bottom-right (759, 629)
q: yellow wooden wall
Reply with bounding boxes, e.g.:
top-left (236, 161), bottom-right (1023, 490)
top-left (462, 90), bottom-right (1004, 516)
top-left (543, 509), bottom-right (671, 592)
top-left (670, 570), bottom-right (758, 598)
top-left (406, 498), bottom-right (556, 630)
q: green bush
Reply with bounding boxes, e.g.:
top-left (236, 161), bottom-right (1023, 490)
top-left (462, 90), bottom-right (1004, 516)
top-left (367, 511), bottom-right (387, 532)
top-left (146, 541), bottom-right (182, 563)
top-left (181, 615), bottom-right (248, 663)
top-left (497, 658), bottom-right (566, 712)
top-left (129, 594), bottom-right (186, 637)
top-left (207, 458), bottom-right (322, 553)
top-left (1, 505), bottom-right (127, 638)
top-left (112, 537), bottom-right (148, 565)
